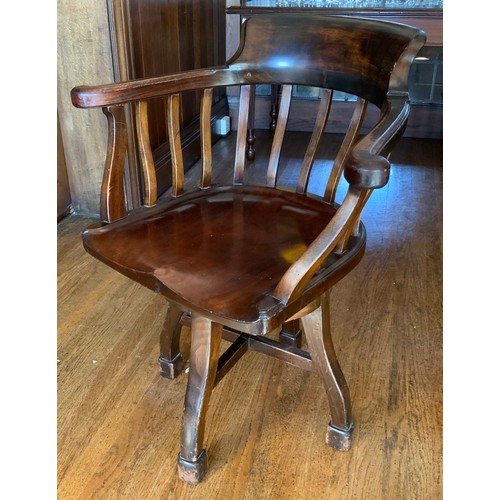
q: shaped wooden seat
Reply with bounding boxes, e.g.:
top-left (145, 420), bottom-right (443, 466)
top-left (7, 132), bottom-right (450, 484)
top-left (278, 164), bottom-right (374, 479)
top-left (71, 14), bottom-right (425, 484)
top-left (83, 185), bottom-right (363, 327)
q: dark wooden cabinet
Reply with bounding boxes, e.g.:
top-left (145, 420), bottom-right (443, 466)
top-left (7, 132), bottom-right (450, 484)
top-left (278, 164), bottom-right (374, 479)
top-left (108, 0), bottom-right (229, 204)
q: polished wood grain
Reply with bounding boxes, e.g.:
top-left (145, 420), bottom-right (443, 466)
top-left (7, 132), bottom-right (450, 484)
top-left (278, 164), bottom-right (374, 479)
top-left (111, 0), bottom-right (228, 198)
top-left (135, 100), bottom-right (158, 206)
top-left (118, 0), bottom-right (225, 144)
top-left (324, 97), bottom-right (367, 203)
top-left (69, 15), bottom-right (426, 484)
top-left (200, 88), bottom-right (214, 188)
top-left (227, 5), bottom-right (443, 45)
top-left (273, 185), bottom-right (366, 304)
top-left (334, 189), bottom-right (372, 255)
top-left (83, 185), bottom-right (340, 325)
top-left (101, 106), bottom-right (128, 222)
top-left (177, 315), bottom-right (222, 484)
top-left (296, 88), bottom-right (333, 195)
top-left (301, 291), bottom-right (353, 450)
top-left (267, 84), bottom-right (292, 188)
top-left (234, 85), bottom-right (252, 184)
top-left (58, 135), bottom-right (442, 498)
top-left (226, 5), bottom-right (441, 143)
top-left (158, 302), bottom-right (185, 379)
top-left (167, 93), bottom-right (184, 197)
top-left (72, 17), bottom-right (424, 108)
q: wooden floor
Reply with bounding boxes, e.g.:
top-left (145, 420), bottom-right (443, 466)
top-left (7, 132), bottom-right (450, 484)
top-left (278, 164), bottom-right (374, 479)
top-left (58, 133), bottom-right (443, 499)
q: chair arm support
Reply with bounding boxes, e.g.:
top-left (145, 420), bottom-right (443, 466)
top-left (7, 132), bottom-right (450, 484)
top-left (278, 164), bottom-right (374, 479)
top-left (100, 106), bottom-right (128, 223)
top-left (344, 95), bottom-right (410, 190)
top-left (274, 186), bottom-right (366, 305)
top-left (275, 96), bottom-right (410, 304)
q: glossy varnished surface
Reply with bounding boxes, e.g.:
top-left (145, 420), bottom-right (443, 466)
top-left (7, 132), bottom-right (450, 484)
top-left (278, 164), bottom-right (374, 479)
top-left (227, 5), bottom-right (443, 46)
top-left (71, 15), bottom-right (424, 108)
top-left (69, 14), bottom-right (427, 485)
top-left (230, 15), bottom-right (421, 106)
top-left (57, 136), bottom-right (442, 498)
top-left (84, 185), bottom-right (353, 324)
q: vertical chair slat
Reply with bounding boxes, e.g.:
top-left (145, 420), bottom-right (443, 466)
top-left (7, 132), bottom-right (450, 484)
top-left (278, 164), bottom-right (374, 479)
top-left (267, 84), bottom-right (293, 188)
top-left (296, 88), bottom-right (333, 195)
top-left (323, 97), bottom-right (367, 204)
top-left (101, 105), bottom-right (128, 223)
top-left (135, 100), bottom-right (158, 206)
top-left (233, 85), bottom-right (251, 184)
top-left (200, 88), bottom-right (213, 188)
top-left (167, 93), bottom-right (184, 197)
top-left (246, 85), bottom-right (257, 161)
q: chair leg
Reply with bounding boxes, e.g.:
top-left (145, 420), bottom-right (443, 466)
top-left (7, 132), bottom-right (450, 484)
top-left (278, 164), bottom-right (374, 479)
top-left (177, 315), bottom-right (222, 484)
top-left (279, 318), bottom-right (303, 348)
top-left (300, 291), bottom-right (353, 451)
top-left (159, 302), bottom-right (185, 379)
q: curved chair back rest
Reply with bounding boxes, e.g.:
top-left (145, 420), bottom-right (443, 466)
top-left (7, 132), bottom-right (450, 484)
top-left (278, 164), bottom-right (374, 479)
top-left (229, 15), bottom-right (423, 106)
top-left (71, 14), bottom-right (425, 224)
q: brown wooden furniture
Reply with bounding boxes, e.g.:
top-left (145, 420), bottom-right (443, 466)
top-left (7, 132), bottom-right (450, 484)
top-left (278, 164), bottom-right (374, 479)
top-left (71, 14), bottom-right (425, 484)
top-left (228, 3), bottom-right (442, 45)
top-left (227, 1), bottom-right (442, 156)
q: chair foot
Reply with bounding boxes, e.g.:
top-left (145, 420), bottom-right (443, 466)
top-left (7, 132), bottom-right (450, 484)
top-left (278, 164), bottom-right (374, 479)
top-left (177, 449), bottom-right (208, 484)
top-left (177, 315), bottom-right (222, 484)
top-left (279, 319), bottom-right (302, 348)
top-left (326, 422), bottom-right (353, 451)
top-left (159, 352), bottom-right (185, 379)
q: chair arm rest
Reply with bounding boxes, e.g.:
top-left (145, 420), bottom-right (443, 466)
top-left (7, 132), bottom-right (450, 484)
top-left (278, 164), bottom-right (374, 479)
top-left (344, 95), bottom-right (410, 190)
top-left (344, 150), bottom-right (390, 190)
top-left (71, 67), bottom-right (238, 108)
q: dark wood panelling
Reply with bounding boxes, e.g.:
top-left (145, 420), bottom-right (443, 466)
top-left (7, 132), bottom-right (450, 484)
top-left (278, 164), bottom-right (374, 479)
top-left (112, 0), bottom-right (228, 199)
top-left (227, 5), bottom-right (443, 45)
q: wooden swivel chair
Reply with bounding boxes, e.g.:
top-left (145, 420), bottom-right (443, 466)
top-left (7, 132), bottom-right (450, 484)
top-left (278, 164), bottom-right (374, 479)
top-left (71, 15), bottom-right (425, 484)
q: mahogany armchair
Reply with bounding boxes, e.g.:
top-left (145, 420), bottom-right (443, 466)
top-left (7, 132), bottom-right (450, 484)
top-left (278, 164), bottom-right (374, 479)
top-left (71, 15), bottom-right (425, 484)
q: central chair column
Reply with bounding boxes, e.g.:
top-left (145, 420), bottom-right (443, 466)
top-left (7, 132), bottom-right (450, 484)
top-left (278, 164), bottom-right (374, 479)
top-left (177, 314), bottom-right (222, 484)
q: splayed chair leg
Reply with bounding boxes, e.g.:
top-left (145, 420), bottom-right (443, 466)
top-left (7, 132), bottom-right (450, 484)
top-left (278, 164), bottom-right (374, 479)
top-left (159, 302), bottom-right (185, 379)
top-left (177, 315), bottom-right (222, 484)
top-left (300, 291), bottom-right (353, 451)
